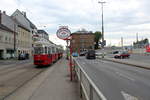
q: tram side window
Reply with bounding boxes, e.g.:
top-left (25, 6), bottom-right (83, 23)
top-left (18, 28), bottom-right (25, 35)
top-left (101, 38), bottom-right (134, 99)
top-left (48, 47), bottom-right (51, 54)
top-left (34, 47), bottom-right (44, 54)
top-left (52, 47), bottom-right (55, 53)
top-left (45, 47), bottom-right (47, 54)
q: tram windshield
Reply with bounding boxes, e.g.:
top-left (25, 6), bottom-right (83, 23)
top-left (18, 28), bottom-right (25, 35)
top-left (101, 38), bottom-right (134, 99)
top-left (34, 47), bottom-right (44, 54)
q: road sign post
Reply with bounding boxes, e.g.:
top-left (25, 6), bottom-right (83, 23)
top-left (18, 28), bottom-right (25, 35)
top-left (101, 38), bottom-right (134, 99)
top-left (56, 26), bottom-right (73, 81)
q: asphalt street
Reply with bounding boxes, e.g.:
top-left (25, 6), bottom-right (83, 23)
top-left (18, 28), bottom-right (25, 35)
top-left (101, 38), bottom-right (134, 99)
top-left (0, 59), bottom-right (32, 66)
top-left (75, 57), bottom-right (150, 100)
top-left (0, 59), bottom-right (45, 100)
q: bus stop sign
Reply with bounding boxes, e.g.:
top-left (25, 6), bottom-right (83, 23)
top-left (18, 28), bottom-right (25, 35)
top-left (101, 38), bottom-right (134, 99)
top-left (56, 26), bottom-right (71, 40)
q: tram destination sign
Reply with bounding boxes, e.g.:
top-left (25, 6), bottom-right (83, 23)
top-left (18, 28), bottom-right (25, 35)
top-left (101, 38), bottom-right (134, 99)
top-left (56, 26), bottom-right (71, 40)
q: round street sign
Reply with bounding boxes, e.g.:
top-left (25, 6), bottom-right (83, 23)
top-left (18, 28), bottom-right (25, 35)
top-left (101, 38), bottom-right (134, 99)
top-left (56, 26), bottom-right (71, 40)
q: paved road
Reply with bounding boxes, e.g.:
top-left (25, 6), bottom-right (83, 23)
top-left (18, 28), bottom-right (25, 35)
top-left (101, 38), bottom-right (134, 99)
top-left (0, 59), bottom-right (46, 100)
top-left (0, 59), bottom-right (32, 66)
top-left (75, 57), bottom-right (150, 100)
top-left (5, 58), bottom-right (80, 100)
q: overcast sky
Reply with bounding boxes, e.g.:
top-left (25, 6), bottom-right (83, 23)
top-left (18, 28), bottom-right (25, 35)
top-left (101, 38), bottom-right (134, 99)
top-left (1, 0), bottom-right (150, 46)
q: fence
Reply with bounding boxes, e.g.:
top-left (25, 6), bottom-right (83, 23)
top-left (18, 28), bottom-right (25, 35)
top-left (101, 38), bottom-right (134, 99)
top-left (73, 57), bottom-right (107, 100)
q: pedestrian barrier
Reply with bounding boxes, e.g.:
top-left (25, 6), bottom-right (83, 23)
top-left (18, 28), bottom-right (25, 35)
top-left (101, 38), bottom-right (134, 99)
top-left (73, 57), bottom-right (107, 100)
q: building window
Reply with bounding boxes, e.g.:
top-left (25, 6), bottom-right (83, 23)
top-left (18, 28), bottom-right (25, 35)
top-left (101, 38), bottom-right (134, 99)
top-left (0, 36), bottom-right (3, 42)
top-left (5, 36), bottom-right (7, 42)
top-left (9, 37), bottom-right (11, 43)
top-left (80, 39), bottom-right (84, 43)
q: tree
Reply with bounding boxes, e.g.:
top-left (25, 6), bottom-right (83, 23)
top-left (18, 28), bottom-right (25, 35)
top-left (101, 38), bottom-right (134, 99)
top-left (94, 31), bottom-right (102, 49)
top-left (143, 38), bottom-right (149, 44)
top-left (133, 38), bottom-right (149, 48)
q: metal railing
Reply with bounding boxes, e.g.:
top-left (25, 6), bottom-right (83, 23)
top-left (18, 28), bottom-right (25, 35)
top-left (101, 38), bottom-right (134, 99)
top-left (73, 57), bottom-right (107, 100)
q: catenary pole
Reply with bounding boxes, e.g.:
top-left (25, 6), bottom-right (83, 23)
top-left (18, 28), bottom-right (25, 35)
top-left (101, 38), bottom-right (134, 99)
top-left (98, 1), bottom-right (106, 48)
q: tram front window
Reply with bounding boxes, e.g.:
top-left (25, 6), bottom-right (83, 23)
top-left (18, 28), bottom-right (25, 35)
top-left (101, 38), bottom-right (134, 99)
top-left (34, 47), bottom-right (44, 54)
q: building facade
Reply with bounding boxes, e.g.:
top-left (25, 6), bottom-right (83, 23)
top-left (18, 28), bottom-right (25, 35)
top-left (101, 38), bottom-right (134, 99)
top-left (0, 9), bottom-right (36, 59)
top-left (17, 25), bottom-right (32, 55)
top-left (37, 30), bottom-right (49, 40)
top-left (0, 24), bottom-right (15, 59)
top-left (0, 11), bottom-right (17, 59)
top-left (70, 30), bottom-right (95, 53)
top-left (11, 9), bottom-right (35, 57)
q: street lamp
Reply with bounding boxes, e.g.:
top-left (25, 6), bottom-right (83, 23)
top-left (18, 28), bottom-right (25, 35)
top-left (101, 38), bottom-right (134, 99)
top-left (98, 1), bottom-right (106, 48)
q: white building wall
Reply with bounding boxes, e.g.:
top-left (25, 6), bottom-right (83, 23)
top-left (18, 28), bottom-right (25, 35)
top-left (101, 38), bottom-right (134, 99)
top-left (0, 29), bottom-right (14, 59)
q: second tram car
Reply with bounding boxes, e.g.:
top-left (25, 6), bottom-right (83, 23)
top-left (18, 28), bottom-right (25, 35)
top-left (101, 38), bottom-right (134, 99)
top-left (34, 39), bottom-right (63, 66)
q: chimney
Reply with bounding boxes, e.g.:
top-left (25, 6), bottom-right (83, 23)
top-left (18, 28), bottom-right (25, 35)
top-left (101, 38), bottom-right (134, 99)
top-left (22, 11), bottom-right (26, 18)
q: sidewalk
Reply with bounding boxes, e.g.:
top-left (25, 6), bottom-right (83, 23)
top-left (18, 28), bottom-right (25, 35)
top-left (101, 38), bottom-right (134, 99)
top-left (5, 58), bottom-right (80, 100)
top-left (98, 56), bottom-right (150, 70)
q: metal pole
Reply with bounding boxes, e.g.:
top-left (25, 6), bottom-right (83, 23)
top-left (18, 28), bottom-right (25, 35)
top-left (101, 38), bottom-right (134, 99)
top-left (98, 1), bottom-right (106, 48)
top-left (70, 44), bottom-right (73, 81)
top-left (66, 40), bottom-right (69, 59)
top-left (14, 24), bottom-right (16, 58)
top-left (102, 3), bottom-right (104, 43)
top-left (121, 37), bottom-right (123, 50)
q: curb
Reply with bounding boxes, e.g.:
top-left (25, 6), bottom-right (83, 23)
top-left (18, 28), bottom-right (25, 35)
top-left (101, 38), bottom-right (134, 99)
top-left (97, 57), bottom-right (150, 70)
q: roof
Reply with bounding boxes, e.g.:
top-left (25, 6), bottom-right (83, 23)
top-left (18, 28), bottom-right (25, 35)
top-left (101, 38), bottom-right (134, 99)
top-left (72, 29), bottom-right (93, 34)
top-left (0, 24), bottom-right (14, 33)
top-left (37, 30), bottom-right (48, 35)
top-left (11, 9), bottom-right (37, 29)
top-left (11, 17), bottom-right (30, 32)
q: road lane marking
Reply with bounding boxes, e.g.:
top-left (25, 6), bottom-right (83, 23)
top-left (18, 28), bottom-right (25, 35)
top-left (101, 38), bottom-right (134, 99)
top-left (116, 72), bottom-right (135, 81)
top-left (121, 91), bottom-right (138, 100)
top-left (82, 62), bottom-right (86, 65)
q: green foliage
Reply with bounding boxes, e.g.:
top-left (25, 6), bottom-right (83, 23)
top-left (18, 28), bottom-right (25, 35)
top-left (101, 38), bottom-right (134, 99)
top-left (94, 31), bottom-right (102, 49)
top-left (133, 38), bottom-right (149, 48)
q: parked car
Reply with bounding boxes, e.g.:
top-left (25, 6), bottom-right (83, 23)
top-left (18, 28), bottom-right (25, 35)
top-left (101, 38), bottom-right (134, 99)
top-left (86, 50), bottom-right (96, 59)
top-left (79, 51), bottom-right (87, 56)
top-left (114, 51), bottom-right (130, 59)
top-left (72, 52), bottom-right (78, 57)
top-left (18, 53), bottom-right (26, 60)
top-left (112, 51), bottom-right (119, 54)
top-left (25, 53), bottom-right (29, 59)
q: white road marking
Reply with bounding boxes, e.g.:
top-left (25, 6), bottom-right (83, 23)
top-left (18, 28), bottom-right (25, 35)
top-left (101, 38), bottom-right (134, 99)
top-left (82, 62), bottom-right (86, 65)
top-left (121, 91), bottom-right (138, 100)
top-left (116, 72), bottom-right (135, 81)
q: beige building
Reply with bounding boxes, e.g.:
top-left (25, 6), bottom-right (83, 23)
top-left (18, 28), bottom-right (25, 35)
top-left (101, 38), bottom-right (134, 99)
top-left (17, 25), bottom-right (32, 56)
top-left (11, 9), bottom-right (36, 57)
top-left (0, 10), bottom-right (36, 59)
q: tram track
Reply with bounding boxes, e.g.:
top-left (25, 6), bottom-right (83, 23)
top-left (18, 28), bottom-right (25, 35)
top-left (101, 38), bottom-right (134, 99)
top-left (0, 63), bottom-right (32, 77)
top-left (0, 61), bottom-right (48, 100)
top-left (0, 60), bottom-right (32, 71)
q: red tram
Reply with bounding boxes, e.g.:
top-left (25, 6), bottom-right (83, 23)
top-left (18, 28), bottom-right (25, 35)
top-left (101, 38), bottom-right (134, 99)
top-left (33, 39), bottom-right (63, 66)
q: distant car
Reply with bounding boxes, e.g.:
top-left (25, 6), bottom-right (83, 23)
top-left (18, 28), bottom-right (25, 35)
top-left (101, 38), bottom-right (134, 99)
top-left (114, 51), bottom-right (130, 59)
top-left (95, 52), bottom-right (102, 57)
top-left (96, 52), bottom-right (106, 57)
top-left (72, 52), bottom-right (78, 57)
top-left (79, 51), bottom-right (87, 56)
top-left (18, 53), bottom-right (26, 60)
top-left (113, 51), bottom-right (119, 54)
top-left (86, 50), bottom-right (96, 59)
